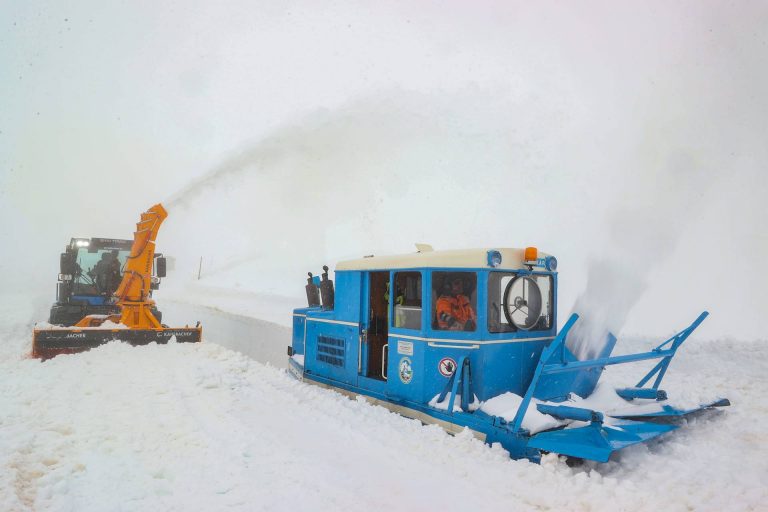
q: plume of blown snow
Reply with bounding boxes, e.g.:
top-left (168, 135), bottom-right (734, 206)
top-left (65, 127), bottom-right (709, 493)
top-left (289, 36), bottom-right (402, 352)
top-left (566, 155), bottom-right (715, 359)
top-left (160, 90), bottom-right (580, 296)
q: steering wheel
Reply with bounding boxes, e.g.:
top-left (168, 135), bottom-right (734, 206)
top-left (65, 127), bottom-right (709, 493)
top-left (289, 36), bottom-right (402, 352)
top-left (502, 276), bottom-right (543, 330)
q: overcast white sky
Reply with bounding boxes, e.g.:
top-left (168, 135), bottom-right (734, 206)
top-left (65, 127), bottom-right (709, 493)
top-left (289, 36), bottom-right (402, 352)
top-left (1, 1), bottom-right (766, 340)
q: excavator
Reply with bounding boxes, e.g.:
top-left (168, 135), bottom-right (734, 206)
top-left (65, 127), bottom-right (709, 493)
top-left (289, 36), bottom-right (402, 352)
top-left (32, 204), bottom-right (202, 359)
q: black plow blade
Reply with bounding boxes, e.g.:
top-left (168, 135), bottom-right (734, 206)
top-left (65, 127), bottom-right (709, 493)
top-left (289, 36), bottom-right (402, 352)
top-left (32, 326), bottom-right (202, 360)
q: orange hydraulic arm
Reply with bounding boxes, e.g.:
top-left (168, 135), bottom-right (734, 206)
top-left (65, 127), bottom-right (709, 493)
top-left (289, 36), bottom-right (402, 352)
top-left (76, 204), bottom-right (168, 329)
top-left (114, 204), bottom-right (167, 304)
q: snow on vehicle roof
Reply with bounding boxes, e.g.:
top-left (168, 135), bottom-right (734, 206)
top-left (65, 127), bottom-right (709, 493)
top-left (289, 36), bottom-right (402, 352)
top-left (336, 247), bottom-right (552, 271)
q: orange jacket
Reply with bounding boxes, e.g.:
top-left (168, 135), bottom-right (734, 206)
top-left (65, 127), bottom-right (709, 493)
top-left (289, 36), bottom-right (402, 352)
top-left (436, 294), bottom-right (476, 329)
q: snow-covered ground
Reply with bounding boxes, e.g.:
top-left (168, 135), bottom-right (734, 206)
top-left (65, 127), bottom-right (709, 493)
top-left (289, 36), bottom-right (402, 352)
top-left (160, 294), bottom-right (291, 368)
top-left (162, 284), bottom-right (297, 328)
top-left (1, 293), bottom-right (766, 511)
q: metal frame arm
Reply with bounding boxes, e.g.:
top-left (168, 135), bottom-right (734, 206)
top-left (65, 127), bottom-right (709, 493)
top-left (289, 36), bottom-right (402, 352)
top-left (436, 357), bottom-right (473, 414)
top-left (510, 311), bottom-right (709, 433)
top-left (634, 311), bottom-right (708, 390)
top-left (510, 314), bottom-right (579, 432)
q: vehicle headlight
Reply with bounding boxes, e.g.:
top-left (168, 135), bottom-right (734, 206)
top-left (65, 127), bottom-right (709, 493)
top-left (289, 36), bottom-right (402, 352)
top-left (487, 250), bottom-right (502, 268)
top-left (545, 255), bottom-right (558, 271)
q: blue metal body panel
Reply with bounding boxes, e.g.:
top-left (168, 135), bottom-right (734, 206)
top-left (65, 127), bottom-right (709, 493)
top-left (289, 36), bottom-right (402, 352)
top-left (291, 307), bottom-right (316, 356)
top-left (290, 263), bottom-right (728, 463)
top-left (528, 421), bottom-right (678, 463)
top-left (332, 272), bottom-right (362, 322)
top-left (72, 295), bottom-right (109, 306)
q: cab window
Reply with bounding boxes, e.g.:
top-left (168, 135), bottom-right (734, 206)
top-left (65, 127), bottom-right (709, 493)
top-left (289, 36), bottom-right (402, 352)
top-left (488, 272), bottom-right (553, 332)
top-left (73, 248), bottom-right (128, 295)
top-left (392, 271), bottom-right (422, 330)
top-left (432, 272), bottom-right (477, 331)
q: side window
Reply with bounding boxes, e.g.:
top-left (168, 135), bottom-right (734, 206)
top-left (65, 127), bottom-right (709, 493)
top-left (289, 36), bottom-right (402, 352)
top-left (432, 271), bottom-right (478, 331)
top-left (392, 271), bottom-right (422, 330)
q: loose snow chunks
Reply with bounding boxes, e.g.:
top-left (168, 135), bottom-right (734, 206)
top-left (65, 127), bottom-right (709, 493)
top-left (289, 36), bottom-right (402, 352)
top-left (480, 393), bottom-right (565, 434)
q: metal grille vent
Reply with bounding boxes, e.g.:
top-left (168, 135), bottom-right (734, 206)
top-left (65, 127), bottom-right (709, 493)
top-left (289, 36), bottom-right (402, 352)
top-left (317, 335), bottom-right (345, 367)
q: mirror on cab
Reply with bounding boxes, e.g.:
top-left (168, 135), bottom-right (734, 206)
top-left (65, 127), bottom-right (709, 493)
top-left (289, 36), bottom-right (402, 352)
top-left (155, 256), bottom-right (167, 278)
top-left (60, 251), bottom-right (77, 276)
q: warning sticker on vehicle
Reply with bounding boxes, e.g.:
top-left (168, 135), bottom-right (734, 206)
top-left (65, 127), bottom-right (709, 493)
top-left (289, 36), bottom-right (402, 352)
top-left (397, 340), bottom-right (413, 356)
top-left (438, 357), bottom-right (457, 378)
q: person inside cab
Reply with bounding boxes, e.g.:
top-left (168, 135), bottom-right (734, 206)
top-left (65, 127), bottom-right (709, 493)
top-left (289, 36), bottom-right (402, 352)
top-left (436, 275), bottom-right (477, 331)
top-left (91, 251), bottom-right (121, 296)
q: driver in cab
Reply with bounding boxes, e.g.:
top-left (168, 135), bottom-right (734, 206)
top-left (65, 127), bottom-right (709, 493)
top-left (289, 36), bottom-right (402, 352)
top-left (436, 276), bottom-right (477, 331)
top-left (91, 251), bottom-right (121, 295)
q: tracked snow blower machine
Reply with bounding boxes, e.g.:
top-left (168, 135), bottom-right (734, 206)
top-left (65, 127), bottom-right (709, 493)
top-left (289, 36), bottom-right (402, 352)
top-left (32, 204), bottom-right (201, 359)
top-left (289, 246), bottom-right (729, 463)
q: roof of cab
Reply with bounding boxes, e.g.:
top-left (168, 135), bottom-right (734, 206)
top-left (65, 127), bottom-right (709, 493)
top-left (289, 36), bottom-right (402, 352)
top-left (336, 247), bottom-right (552, 271)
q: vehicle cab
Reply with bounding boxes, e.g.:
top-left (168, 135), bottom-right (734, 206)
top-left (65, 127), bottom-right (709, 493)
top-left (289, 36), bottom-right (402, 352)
top-left (49, 237), bottom-right (167, 326)
top-left (290, 246), bottom-right (558, 409)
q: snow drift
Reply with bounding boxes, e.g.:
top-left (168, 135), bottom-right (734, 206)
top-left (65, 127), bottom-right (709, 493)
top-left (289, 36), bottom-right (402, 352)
top-left (1, 293), bottom-right (766, 511)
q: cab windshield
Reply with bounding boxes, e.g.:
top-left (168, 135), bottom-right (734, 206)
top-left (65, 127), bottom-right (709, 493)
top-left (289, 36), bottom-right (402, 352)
top-left (488, 272), bottom-right (553, 332)
top-left (73, 248), bottom-right (130, 295)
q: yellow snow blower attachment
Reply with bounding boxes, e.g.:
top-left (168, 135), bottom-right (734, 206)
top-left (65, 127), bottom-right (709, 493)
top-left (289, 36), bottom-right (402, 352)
top-left (32, 204), bottom-right (202, 359)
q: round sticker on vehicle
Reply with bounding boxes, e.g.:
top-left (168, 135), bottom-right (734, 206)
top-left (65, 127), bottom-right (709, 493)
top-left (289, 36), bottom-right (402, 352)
top-left (398, 357), bottom-right (413, 384)
top-left (438, 357), bottom-right (457, 378)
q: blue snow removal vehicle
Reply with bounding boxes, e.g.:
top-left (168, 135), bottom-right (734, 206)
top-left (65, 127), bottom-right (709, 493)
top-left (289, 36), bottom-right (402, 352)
top-left (288, 246), bottom-right (729, 463)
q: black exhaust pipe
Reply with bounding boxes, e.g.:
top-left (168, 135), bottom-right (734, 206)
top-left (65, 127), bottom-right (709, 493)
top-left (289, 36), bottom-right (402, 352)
top-left (320, 265), bottom-right (335, 310)
top-left (306, 272), bottom-right (321, 307)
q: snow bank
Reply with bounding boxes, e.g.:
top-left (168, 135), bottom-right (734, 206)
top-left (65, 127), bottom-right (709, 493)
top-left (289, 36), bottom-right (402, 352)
top-left (159, 298), bottom-right (291, 368)
top-left (34, 320), bottom-right (128, 330)
top-left (1, 295), bottom-right (766, 511)
top-left (161, 283), bottom-right (297, 328)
